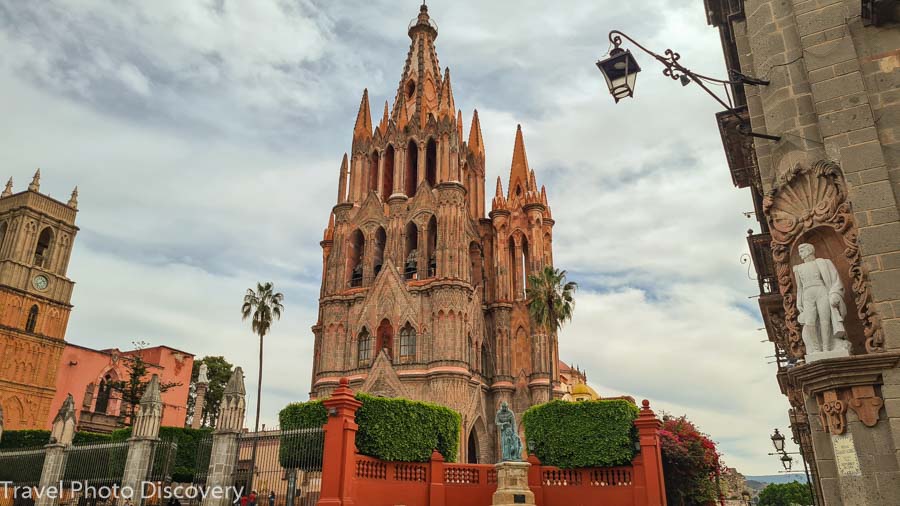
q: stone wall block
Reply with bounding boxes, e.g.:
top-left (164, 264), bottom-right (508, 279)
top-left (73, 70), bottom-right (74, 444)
top-left (859, 222), bottom-right (900, 256)
top-left (819, 104), bottom-right (875, 137)
top-left (804, 38), bottom-right (858, 71)
top-left (796, 3), bottom-right (845, 37)
top-left (840, 140), bottom-right (886, 172)
top-left (812, 71), bottom-right (866, 102)
top-left (870, 270), bottom-right (900, 302)
top-left (849, 180), bottom-right (895, 211)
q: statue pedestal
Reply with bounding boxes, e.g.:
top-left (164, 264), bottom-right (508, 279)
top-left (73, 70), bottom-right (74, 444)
top-left (804, 348), bottom-right (850, 363)
top-left (492, 461), bottom-right (534, 506)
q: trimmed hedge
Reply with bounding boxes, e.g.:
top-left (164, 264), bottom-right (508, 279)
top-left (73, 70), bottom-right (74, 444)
top-left (279, 393), bottom-right (461, 464)
top-left (111, 426), bottom-right (213, 482)
top-left (0, 430), bottom-right (112, 450)
top-left (277, 400), bottom-right (327, 471)
top-left (523, 399), bottom-right (639, 468)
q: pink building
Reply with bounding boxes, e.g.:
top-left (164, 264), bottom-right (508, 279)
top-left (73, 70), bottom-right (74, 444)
top-left (48, 344), bottom-right (193, 433)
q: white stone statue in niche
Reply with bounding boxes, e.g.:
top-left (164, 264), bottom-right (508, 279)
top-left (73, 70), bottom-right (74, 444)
top-left (793, 243), bottom-right (849, 361)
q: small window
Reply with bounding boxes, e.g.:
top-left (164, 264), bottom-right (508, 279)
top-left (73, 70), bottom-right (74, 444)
top-left (406, 80), bottom-right (416, 99)
top-left (400, 324), bottom-right (416, 361)
top-left (25, 304), bottom-right (38, 333)
top-left (358, 329), bottom-right (372, 367)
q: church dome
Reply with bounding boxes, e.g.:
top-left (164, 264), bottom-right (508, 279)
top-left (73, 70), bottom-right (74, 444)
top-left (571, 383), bottom-right (600, 399)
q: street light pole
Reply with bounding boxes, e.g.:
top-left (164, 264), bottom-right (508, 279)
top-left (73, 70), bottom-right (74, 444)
top-left (596, 30), bottom-right (780, 141)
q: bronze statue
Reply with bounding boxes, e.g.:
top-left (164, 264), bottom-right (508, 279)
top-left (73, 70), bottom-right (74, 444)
top-left (495, 402), bottom-right (523, 462)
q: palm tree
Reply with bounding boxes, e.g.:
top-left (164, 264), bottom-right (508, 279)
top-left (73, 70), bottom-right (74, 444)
top-left (525, 266), bottom-right (577, 334)
top-left (241, 281), bottom-right (284, 492)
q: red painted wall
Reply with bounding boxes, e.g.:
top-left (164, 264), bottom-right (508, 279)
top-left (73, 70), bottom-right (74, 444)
top-left (48, 344), bottom-right (193, 429)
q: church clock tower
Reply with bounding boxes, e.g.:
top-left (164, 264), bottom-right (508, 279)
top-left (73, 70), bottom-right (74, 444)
top-left (0, 170), bottom-right (79, 430)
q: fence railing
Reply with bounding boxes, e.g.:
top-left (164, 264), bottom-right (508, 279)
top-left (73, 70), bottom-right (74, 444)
top-left (0, 447), bottom-right (46, 487)
top-left (63, 441), bottom-right (129, 486)
top-left (232, 427), bottom-right (324, 506)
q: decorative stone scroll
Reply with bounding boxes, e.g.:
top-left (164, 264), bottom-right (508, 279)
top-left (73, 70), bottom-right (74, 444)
top-left (763, 159), bottom-right (884, 356)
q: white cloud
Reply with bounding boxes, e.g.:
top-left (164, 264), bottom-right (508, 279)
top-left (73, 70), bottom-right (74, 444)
top-left (0, 0), bottom-right (786, 475)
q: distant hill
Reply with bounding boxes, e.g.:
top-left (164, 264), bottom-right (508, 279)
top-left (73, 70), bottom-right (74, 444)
top-left (745, 474), bottom-right (809, 485)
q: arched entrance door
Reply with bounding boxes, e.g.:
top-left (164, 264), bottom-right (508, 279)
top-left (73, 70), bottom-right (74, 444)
top-left (467, 430), bottom-right (479, 464)
top-left (376, 319), bottom-right (394, 360)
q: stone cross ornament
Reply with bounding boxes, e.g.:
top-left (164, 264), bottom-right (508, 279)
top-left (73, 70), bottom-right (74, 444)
top-left (792, 243), bottom-right (849, 361)
top-left (495, 402), bottom-right (523, 462)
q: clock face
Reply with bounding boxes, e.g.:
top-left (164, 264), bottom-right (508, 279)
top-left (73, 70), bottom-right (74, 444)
top-left (33, 275), bottom-right (49, 291)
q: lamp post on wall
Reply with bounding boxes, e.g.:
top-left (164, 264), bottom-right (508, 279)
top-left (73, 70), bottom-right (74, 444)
top-left (770, 428), bottom-right (816, 505)
top-left (595, 30), bottom-right (780, 141)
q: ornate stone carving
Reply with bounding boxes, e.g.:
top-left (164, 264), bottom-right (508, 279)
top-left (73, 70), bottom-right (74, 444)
top-left (819, 391), bottom-right (847, 435)
top-left (847, 385), bottom-right (883, 428)
top-left (763, 160), bottom-right (884, 356)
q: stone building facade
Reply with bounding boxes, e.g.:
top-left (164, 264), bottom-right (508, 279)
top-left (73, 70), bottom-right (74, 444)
top-left (309, 5), bottom-right (561, 464)
top-left (0, 171), bottom-right (78, 430)
top-left (705, 1), bottom-right (898, 504)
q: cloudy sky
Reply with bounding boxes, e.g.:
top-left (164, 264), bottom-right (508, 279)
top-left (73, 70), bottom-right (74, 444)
top-left (0, 0), bottom-right (802, 475)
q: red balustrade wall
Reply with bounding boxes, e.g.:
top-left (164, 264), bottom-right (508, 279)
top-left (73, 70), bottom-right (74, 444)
top-left (315, 378), bottom-right (667, 506)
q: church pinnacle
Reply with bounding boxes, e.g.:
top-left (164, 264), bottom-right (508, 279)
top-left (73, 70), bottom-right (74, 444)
top-left (353, 89), bottom-right (373, 143)
top-left (508, 125), bottom-right (530, 200)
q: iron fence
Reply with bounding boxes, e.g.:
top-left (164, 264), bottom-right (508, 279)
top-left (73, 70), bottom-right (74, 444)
top-left (0, 447), bottom-right (45, 487)
top-left (235, 427), bottom-right (324, 506)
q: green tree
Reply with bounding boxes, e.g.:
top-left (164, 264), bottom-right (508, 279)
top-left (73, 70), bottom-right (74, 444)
top-left (525, 266), bottom-right (577, 334)
top-left (111, 341), bottom-right (181, 425)
top-left (757, 481), bottom-right (812, 506)
top-left (241, 281), bottom-right (284, 490)
top-left (185, 356), bottom-right (234, 428)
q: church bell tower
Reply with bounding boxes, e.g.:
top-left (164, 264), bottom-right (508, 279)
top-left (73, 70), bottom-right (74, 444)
top-left (309, 4), bottom-right (559, 463)
top-left (0, 170), bottom-right (79, 429)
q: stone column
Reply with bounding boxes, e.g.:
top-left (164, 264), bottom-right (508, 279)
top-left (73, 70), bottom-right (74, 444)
top-left (0, 402), bottom-right (4, 443)
top-left (318, 377), bottom-right (362, 506)
top-left (119, 375), bottom-right (163, 506)
top-left (202, 368), bottom-right (246, 506)
top-left (192, 364), bottom-right (210, 429)
top-left (633, 399), bottom-right (666, 506)
top-left (36, 394), bottom-right (76, 506)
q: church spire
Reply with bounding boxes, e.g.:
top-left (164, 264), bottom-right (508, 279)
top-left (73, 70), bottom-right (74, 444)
top-left (468, 109), bottom-right (485, 162)
top-left (437, 67), bottom-right (455, 120)
top-left (1, 178), bottom-right (12, 197)
top-left (353, 88), bottom-right (373, 142)
top-left (337, 153), bottom-right (349, 204)
top-left (393, 3), bottom-right (442, 129)
top-left (378, 100), bottom-right (390, 134)
top-left (67, 186), bottom-right (79, 209)
top-left (507, 125), bottom-right (530, 200)
top-left (457, 109), bottom-right (464, 140)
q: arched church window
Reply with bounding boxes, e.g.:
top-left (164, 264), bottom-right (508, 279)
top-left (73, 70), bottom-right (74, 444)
top-left (382, 145), bottom-right (395, 201)
top-left (358, 329), bottom-right (372, 367)
top-left (368, 150), bottom-right (379, 195)
top-left (0, 221), bottom-right (7, 258)
top-left (348, 229), bottom-right (365, 287)
top-left (405, 80), bottom-right (416, 99)
top-left (427, 215), bottom-right (437, 278)
top-left (481, 342), bottom-right (490, 376)
top-left (376, 319), bottom-right (394, 361)
top-left (399, 323), bottom-right (416, 361)
top-left (374, 227), bottom-right (386, 277)
top-left (95, 374), bottom-right (112, 414)
top-left (25, 304), bottom-right (38, 333)
top-left (425, 138), bottom-right (437, 187)
top-left (404, 222), bottom-right (418, 280)
top-left (35, 227), bottom-right (53, 268)
top-left (405, 140), bottom-right (418, 197)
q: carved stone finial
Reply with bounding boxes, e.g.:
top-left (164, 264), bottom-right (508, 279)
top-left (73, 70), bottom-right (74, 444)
top-left (130, 375), bottom-right (163, 439)
top-left (67, 186), bottom-right (79, 209)
top-left (28, 169), bottom-right (40, 192)
top-left (217, 367), bottom-right (246, 433)
top-left (1, 178), bottom-right (12, 197)
top-left (50, 394), bottom-right (77, 445)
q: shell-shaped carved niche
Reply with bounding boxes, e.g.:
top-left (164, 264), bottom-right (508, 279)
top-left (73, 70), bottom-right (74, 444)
top-left (763, 160), bottom-right (884, 355)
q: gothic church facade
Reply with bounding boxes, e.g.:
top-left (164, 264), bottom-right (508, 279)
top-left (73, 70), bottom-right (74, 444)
top-left (310, 5), bottom-right (561, 463)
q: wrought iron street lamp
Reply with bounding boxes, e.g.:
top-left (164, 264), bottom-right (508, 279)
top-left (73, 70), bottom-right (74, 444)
top-left (780, 452), bottom-right (794, 471)
top-left (596, 30), bottom-right (780, 141)
top-left (771, 428), bottom-right (786, 453)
